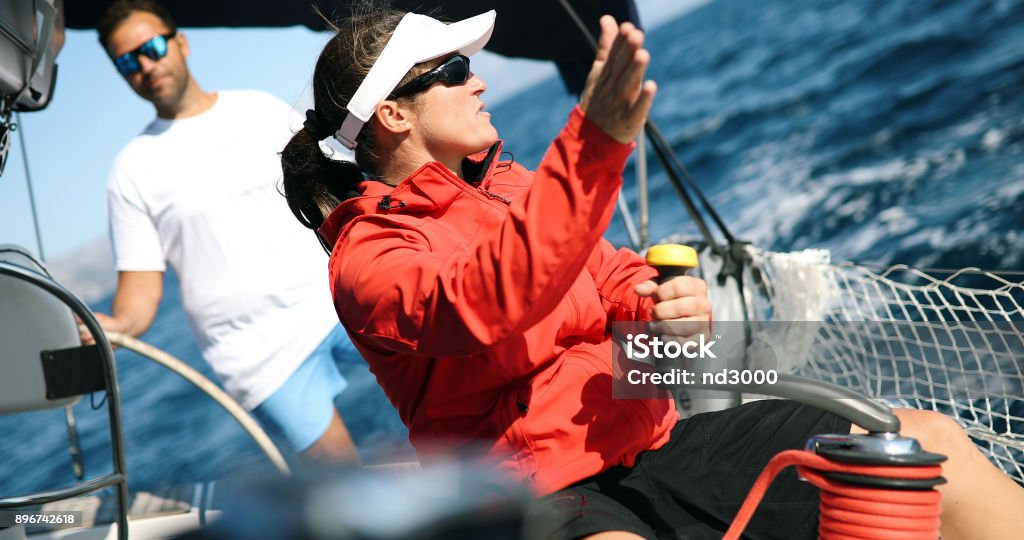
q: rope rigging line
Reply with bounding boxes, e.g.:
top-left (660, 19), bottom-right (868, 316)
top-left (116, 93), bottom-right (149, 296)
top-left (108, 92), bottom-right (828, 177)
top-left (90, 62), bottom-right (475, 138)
top-left (12, 112), bottom-right (46, 261)
top-left (10, 110), bottom-right (88, 481)
top-left (723, 449), bottom-right (944, 540)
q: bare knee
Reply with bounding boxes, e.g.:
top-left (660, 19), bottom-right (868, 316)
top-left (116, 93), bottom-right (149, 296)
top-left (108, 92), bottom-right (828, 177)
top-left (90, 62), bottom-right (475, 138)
top-left (583, 533), bottom-right (647, 540)
top-left (893, 408), bottom-right (972, 458)
top-left (300, 409), bottom-right (361, 465)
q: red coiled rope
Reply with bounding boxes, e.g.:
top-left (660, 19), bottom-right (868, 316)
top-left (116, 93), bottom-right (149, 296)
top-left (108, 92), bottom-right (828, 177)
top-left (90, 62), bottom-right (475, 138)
top-left (723, 449), bottom-right (943, 540)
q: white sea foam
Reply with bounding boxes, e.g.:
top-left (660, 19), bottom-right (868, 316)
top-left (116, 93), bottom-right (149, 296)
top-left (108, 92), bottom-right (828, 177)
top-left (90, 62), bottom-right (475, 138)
top-left (953, 114), bottom-right (989, 139)
top-left (834, 197), bottom-right (871, 219)
top-left (821, 157), bottom-right (930, 187)
top-left (932, 148), bottom-right (966, 179)
top-left (877, 206), bottom-right (919, 235)
top-left (982, 128), bottom-right (1007, 150)
top-left (898, 227), bottom-right (946, 250)
top-left (994, 179), bottom-right (1024, 200)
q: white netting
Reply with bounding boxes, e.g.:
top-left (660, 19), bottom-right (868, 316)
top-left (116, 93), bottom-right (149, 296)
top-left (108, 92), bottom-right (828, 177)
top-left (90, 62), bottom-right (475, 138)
top-left (746, 246), bottom-right (1024, 484)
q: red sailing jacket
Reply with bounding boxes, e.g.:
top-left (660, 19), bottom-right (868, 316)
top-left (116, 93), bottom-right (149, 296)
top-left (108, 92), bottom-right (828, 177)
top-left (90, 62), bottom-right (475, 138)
top-left (318, 107), bottom-right (678, 494)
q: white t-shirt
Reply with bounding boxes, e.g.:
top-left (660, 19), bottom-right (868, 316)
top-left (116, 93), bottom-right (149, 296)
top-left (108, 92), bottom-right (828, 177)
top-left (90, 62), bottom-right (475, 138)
top-left (106, 90), bottom-right (339, 410)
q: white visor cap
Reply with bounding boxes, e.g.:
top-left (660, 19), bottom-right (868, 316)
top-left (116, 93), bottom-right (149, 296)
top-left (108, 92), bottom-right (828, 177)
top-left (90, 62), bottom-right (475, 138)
top-left (335, 10), bottom-right (496, 150)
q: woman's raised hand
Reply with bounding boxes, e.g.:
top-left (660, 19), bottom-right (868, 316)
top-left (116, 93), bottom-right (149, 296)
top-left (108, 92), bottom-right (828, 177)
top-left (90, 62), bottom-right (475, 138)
top-left (579, 15), bottom-right (657, 144)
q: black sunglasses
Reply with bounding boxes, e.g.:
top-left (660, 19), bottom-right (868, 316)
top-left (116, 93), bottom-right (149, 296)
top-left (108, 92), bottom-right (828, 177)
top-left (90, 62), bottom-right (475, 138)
top-left (113, 31), bottom-right (177, 76)
top-left (389, 54), bottom-right (471, 99)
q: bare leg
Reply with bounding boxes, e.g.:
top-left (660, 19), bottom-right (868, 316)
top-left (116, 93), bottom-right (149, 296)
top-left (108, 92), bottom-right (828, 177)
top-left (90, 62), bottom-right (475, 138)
top-left (852, 408), bottom-right (1024, 540)
top-left (300, 408), bottom-right (361, 465)
top-left (583, 533), bottom-right (646, 540)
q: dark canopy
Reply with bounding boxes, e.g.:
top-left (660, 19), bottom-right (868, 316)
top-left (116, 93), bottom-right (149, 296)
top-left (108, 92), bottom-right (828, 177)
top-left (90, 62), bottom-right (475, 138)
top-left (65, 0), bottom-right (641, 94)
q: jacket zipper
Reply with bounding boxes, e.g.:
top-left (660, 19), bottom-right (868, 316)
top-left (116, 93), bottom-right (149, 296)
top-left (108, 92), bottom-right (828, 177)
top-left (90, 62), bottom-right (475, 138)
top-left (479, 189), bottom-right (511, 205)
top-left (509, 391), bottom-right (537, 484)
top-left (380, 189), bottom-right (506, 212)
top-left (378, 194), bottom-right (407, 211)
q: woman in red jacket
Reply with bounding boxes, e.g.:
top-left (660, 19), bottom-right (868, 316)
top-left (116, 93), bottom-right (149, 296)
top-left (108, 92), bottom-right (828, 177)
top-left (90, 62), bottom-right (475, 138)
top-left (280, 7), bottom-right (1024, 540)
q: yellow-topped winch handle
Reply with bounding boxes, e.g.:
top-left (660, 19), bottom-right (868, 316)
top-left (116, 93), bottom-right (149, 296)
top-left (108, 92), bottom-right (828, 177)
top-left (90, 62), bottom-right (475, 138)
top-left (645, 244), bottom-right (699, 283)
top-left (646, 244), bottom-right (699, 268)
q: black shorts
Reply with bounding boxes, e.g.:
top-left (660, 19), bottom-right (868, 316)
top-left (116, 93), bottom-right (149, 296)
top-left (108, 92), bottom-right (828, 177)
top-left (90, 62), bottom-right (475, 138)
top-left (539, 400), bottom-right (852, 540)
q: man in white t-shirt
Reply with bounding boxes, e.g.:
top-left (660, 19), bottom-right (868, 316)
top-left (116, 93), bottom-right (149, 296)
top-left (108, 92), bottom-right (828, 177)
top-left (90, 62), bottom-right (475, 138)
top-left (87, 0), bottom-right (362, 463)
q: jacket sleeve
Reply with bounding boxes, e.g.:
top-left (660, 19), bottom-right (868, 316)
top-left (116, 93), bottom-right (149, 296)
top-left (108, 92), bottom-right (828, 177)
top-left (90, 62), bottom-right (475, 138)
top-left (334, 106), bottom-right (634, 358)
top-left (585, 239), bottom-right (657, 324)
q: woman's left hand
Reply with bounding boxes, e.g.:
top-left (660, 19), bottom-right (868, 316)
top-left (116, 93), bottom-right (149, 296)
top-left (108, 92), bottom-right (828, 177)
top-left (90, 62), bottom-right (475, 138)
top-left (634, 276), bottom-right (712, 337)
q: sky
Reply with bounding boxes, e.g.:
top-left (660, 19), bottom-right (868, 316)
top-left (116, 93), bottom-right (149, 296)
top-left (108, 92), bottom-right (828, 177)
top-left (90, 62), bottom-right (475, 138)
top-left (0, 0), bottom-right (705, 263)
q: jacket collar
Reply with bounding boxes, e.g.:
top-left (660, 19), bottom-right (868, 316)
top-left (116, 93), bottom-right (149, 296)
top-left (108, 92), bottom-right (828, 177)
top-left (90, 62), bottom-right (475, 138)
top-left (318, 141), bottom-right (503, 246)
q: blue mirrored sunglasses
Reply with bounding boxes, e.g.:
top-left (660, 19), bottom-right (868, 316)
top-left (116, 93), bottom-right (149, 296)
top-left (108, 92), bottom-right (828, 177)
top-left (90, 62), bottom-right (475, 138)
top-left (389, 54), bottom-right (471, 99)
top-left (113, 31), bottom-right (177, 76)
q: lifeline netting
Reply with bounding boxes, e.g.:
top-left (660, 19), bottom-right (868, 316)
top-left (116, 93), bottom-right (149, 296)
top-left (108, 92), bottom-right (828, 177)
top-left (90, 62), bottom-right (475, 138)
top-left (746, 247), bottom-right (1024, 484)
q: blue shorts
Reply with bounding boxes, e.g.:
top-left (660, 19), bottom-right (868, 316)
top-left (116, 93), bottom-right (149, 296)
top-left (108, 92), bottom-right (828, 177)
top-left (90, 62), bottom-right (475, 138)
top-left (250, 324), bottom-right (356, 452)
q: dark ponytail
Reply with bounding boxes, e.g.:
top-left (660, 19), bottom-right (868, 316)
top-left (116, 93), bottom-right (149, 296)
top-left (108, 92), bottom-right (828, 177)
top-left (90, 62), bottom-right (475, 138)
top-left (280, 128), bottom-right (363, 231)
top-left (281, 5), bottom-right (419, 235)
